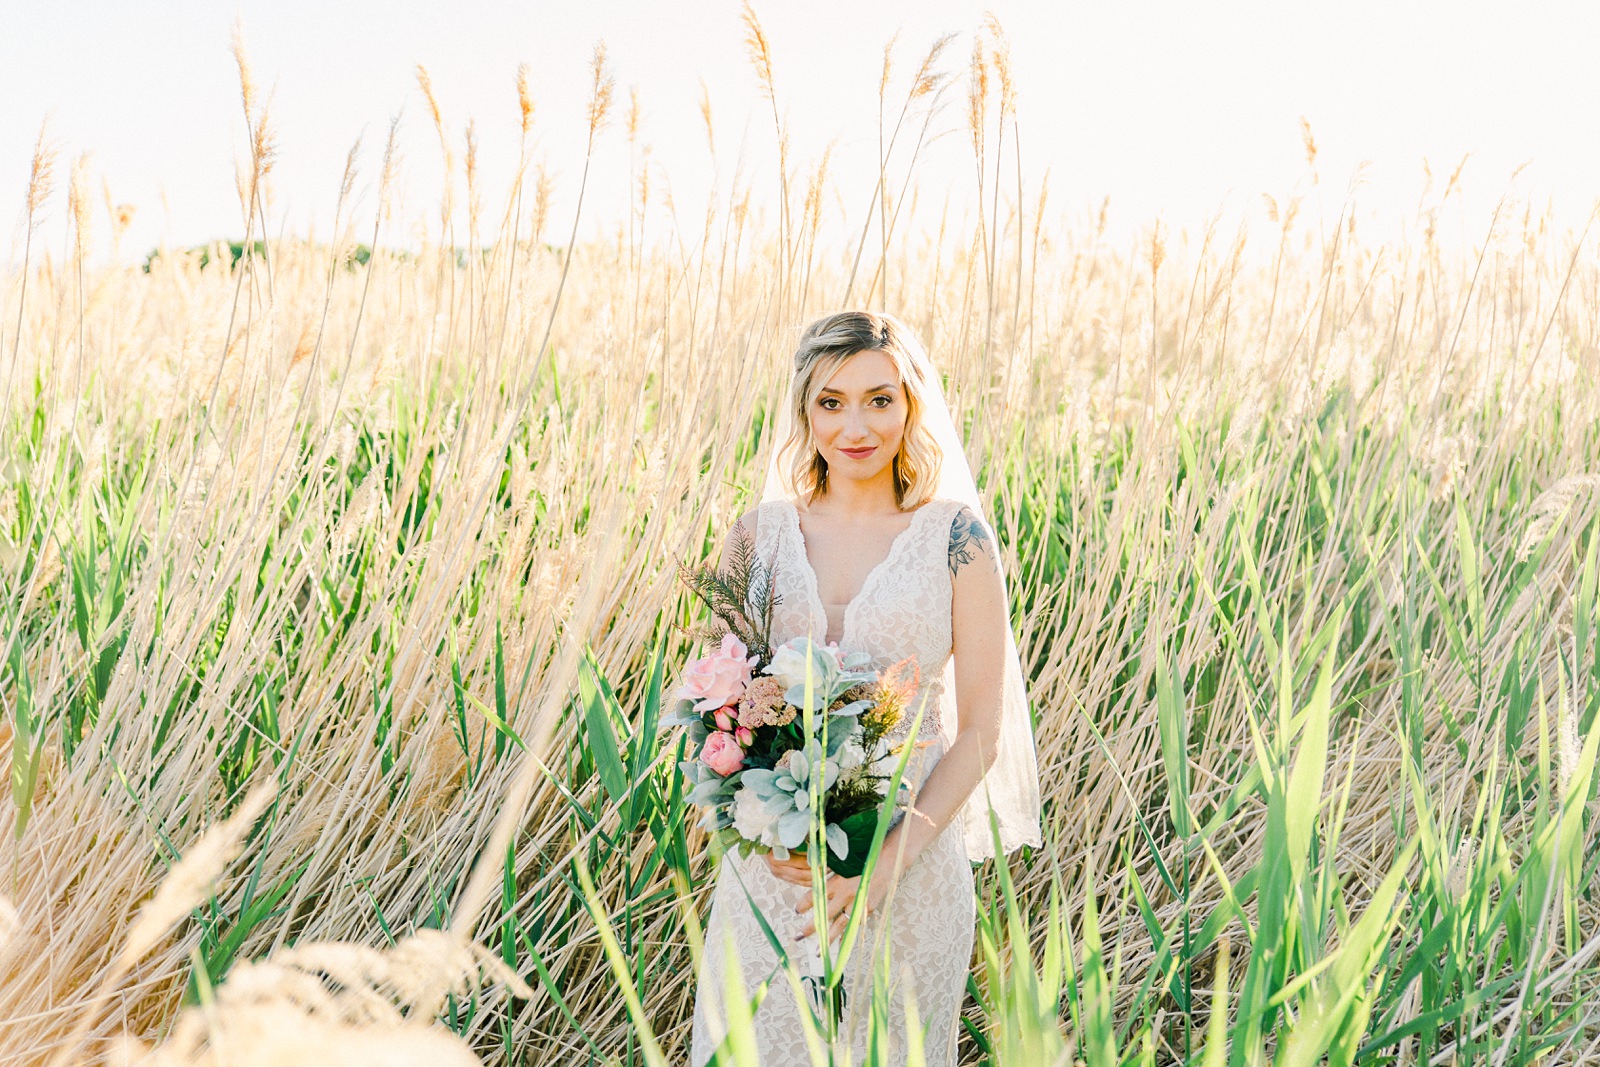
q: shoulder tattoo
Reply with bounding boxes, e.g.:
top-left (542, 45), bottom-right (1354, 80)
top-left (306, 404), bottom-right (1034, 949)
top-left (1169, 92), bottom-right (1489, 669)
top-left (948, 506), bottom-right (996, 578)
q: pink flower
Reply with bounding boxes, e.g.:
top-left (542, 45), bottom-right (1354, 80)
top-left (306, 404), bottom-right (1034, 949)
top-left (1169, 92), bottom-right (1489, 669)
top-left (700, 731), bottom-right (745, 776)
top-left (678, 635), bottom-right (757, 712)
top-left (735, 726), bottom-right (754, 747)
top-left (714, 709), bottom-right (736, 732)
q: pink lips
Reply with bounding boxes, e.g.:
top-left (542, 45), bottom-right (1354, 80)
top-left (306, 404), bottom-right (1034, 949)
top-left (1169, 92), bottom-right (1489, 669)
top-left (839, 446), bottom-right (877, 459)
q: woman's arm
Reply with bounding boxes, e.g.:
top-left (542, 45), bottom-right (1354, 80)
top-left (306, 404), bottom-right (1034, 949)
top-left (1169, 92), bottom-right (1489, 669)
top-left (795, 506), bottom-right (1008, 941)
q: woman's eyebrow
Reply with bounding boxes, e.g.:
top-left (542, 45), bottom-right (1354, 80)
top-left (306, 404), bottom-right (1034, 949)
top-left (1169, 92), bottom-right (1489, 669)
top-left (817, 382), bottom-right (900, 395)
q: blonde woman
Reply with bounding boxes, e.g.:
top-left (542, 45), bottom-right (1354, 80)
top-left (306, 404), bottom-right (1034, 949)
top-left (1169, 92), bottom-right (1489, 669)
top-left (688, 311), bottom-right (1040, 1065)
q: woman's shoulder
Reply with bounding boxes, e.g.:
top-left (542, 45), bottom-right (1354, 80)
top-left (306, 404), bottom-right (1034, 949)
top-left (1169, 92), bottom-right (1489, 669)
top-left (918, 498), bottom-right (997, 578)
top-left (743, 498), bottom-right (798, 523)
top-left (728, 498), bottom-right (795, 541)
top-left (916, 496), bottom-right (983, 527)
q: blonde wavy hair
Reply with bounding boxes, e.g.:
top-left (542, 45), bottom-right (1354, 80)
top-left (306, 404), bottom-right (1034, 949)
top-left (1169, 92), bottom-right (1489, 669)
top-left (776, 311), bottom-right (944, 509)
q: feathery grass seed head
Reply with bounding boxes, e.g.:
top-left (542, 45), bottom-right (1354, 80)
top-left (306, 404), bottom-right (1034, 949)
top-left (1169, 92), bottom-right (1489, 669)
top-left (740, 2), bottom-right (776, 104)
top-left (122, 783), bottom-right (276, 964)
top-left (697, 78), bottom-right (715, 155)
top-left (586, 42), bottom-right (615, 137)
top-left (68, 153), bottom-right (92, 248)
top-left (983, 14), bottom-right (1015, 116)
top-left (911, 33), bottom-right (956, 99)
top-left (967, 37), bottom-right (988, 153)
top-left (231, 22), bottom-right (257, 123)
top-left (25, 122), bottom-right (58, 223)
top-left (516, 62), bottom-right (534, 136)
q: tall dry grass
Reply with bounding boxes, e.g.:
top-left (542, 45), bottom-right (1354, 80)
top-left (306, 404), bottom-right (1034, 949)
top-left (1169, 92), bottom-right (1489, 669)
top-left (3, 14), bottom-right (1600, 1066)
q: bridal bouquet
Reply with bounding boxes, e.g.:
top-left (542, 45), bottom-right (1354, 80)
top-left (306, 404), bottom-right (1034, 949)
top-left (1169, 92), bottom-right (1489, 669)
top-left (662, 548), bottom-right (919, 877)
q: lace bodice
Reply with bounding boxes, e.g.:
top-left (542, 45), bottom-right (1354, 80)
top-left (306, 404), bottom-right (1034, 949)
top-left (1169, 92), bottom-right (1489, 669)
top-left (753, 496), bottom-right (967, 748)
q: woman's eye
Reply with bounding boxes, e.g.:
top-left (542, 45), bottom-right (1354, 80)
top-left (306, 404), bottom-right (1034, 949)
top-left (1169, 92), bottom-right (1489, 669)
top-left (871, 396), bottom-right (892, 407)
top-left (819, 398), bottom-right (840, 410)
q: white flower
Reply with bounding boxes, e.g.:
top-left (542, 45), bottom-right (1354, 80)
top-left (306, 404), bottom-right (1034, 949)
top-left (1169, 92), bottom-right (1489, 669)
top-left (764, 637), bottom-right (823, 693)
top-left (731, 787), bottom-right (784, 848)
top-left (763, 636), bottom-right (874, 712)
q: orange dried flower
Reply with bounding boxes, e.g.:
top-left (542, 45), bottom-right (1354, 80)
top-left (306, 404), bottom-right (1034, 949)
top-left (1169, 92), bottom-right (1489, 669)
top-left (863, 657), bottom-right (920, 735)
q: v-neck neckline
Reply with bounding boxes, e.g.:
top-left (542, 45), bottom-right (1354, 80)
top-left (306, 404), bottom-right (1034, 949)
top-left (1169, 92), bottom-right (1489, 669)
top-left (784, 498), bottom-right (937, 646)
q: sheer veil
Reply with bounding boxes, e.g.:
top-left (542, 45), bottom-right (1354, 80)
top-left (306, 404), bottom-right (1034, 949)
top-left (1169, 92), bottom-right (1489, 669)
top-left (757, 316), bottom-right (1042, 860)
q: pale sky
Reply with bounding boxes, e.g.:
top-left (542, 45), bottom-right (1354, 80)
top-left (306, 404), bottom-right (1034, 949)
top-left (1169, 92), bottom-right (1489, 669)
top-left (5, 0), bottom-right (1598, 265)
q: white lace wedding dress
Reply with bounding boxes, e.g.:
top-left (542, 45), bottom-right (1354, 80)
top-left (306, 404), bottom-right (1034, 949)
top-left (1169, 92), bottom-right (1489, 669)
top-left (689, 496), bottom-right (976, 1066)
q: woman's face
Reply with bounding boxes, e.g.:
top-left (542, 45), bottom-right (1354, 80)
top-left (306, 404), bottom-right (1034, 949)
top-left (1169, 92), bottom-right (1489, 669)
top-left (809, 349), bottom-right (907, 489)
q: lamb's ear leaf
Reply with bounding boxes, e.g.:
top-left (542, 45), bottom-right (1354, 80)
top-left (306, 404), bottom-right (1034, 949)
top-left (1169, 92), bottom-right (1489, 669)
top-left (658, 697), bottom-right (699, 729)
top-left (742, 768), bottom-right (778, 792)
top-left (826, 810), bottom-right (880, 878)
top-left (785, 682), bottom-right (827, 712)
top-left (825, 822), bottom-right (849, 862)
top-left (688, 773), bottom-right (736, 806)
top-left (778, 810), bottom-right (812, 849)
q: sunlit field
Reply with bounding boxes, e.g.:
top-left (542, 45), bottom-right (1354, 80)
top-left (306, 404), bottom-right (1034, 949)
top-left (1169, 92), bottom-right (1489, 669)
top-left (3, 14), bottom-right (1600, 1066)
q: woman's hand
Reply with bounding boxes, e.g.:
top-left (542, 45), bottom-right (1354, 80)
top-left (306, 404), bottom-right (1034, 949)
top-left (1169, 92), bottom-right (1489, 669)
top-left (794, 859), bottom-right (900, 944)
top-left (765, 850), bottom-right (813, 886)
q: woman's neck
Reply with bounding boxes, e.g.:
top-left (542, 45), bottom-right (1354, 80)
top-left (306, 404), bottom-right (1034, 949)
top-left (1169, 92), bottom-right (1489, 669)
top-left (807, 470), bottom-right (902, 516)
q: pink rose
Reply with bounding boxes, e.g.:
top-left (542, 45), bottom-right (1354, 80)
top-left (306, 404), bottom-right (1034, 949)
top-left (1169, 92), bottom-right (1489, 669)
top-left (714, 709), bottom-right (736, 732)
top-left (701, 731), bottom-right (745, 776)
top-left (735, 726), bottom-right (754, 747)
top-left (678, 635), bottom-right (757, 712)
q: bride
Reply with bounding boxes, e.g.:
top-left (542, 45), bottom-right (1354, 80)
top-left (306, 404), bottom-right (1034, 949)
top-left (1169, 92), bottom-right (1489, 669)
top-left (687, 311), bottom-right (1041, 1065)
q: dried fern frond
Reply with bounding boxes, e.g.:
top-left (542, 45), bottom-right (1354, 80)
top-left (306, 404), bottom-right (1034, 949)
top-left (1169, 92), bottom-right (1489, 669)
top-left (679, 531), bottom-right (779, 660)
